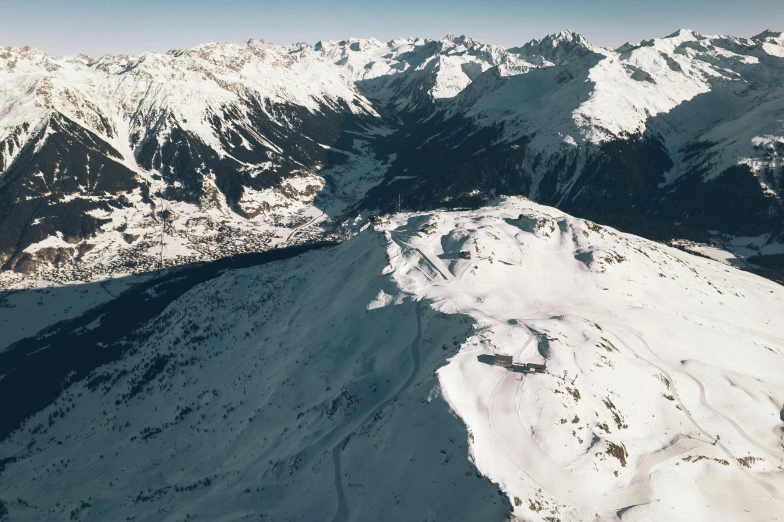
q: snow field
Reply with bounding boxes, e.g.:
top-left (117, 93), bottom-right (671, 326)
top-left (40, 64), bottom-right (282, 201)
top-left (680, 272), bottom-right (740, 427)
top-left (381, 197), bottom-right (784, 520)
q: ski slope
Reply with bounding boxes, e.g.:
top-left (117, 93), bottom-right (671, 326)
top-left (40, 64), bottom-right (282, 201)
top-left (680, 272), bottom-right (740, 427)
top-left (382, 197), bottom-right (784, 520)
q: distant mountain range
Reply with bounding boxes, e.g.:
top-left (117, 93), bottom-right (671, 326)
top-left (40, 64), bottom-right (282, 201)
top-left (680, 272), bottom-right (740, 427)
top-left (1, 28), bottom-right (783, 284)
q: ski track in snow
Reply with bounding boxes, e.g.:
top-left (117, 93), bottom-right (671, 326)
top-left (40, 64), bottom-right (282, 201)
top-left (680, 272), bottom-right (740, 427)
top-left (611, 317), bottom-right (783, 469)
top-left (683, 368), bottom-right (782, 463)
top-left (487, 370), bottom-right (593, 508)
top-left (588, 318), bottom-right (777, 509)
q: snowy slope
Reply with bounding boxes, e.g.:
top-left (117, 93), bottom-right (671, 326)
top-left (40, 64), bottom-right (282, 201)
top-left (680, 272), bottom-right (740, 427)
top-left (0, 197), bottom-right (782, 520)
top-left (0, 229), bottom-right (509, 521)
top-left (364, 29), bottom-right (784, 255)
top-left (0, 41), bottom-right (374, 153)
top-left (449, 29), bottom-right (784, 154)
top-left (509, 29), bottom-right (600, 66)
top-left (439, 28), bottom-right (784, 186)
top-left (382, 197), bottom-right (784, 520)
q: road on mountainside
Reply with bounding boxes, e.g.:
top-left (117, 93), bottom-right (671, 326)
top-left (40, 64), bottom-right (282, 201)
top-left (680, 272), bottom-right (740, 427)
top-left (284, 211), bottom-right (326, 245)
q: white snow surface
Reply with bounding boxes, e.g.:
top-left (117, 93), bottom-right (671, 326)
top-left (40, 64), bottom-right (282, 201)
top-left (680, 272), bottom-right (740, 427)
top-left (450, 29), bottom-right (784, 161)
top-left (316, 34), bottom-right (530, 110)
top-left (3, 27), bottom-right (784, 168)
top-left (8, 28), bottom-right (781, 164)
top-left (1, 197), bottom-right (782, 520)
top-left (0, 40), bottom-right (374, 149)
top-left (314, 28), bottom-right (784, 197)
top-left (380, 197), bottom-right (784, 520)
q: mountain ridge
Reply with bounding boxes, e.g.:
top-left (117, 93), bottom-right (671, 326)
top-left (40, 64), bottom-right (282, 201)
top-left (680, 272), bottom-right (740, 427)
top-left (0, 197), bottom-right (781, 520)
top-left (1, 28), bottom-right (783, 287)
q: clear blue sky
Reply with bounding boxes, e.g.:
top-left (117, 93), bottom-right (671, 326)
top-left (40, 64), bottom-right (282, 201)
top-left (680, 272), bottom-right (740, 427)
top-left (1, 0), bottom-right (782, 57)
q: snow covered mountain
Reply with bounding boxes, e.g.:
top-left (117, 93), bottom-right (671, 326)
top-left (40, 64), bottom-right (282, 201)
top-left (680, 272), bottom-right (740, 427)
top-left (0, 40), bottom-right (388, 283)
top-left (1, 29), bottom-right (784, 288)
top-left (1, 197), bottom-right (782, 520)
top-left (316, 34), bottom-right (529, 112)
top-left (508, 29), bottom-right (599, 66)
top-left (364, 30), bottom-right (784, 248)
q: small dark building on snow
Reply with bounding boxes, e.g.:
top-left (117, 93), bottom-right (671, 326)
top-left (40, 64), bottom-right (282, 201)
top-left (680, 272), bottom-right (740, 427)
top-left (493, 354), bottom-right (513, 367)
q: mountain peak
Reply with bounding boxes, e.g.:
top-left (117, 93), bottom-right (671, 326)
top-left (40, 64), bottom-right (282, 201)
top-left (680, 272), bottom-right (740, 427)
top-left (509, 30), bottom-right (597, 65)
top-left (441, 34), bottom-right (480, 48)
top-left (753, 29), bottom-right (784, 43)
top-left (664, 28), bottom-right (701, 42)
top-left (538, 29), bottom-right (591, 45)
top-left (619, 29), bottom-right (702, 53)
top-left (0, 45), bottom-right (48, 61)
top-left (550, 29), bottom-right (577, 40)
